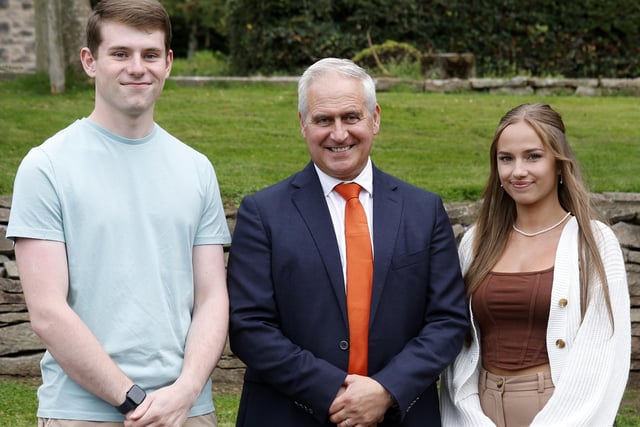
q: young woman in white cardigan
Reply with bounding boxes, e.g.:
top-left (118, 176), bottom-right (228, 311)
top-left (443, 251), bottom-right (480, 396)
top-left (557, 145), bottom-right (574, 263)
top-left (440, 103), bottom-right (630, 427)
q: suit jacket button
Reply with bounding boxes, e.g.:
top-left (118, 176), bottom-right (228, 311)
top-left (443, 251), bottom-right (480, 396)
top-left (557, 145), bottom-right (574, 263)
top-left (339, 340), bottom-right (349, 350)
top-left (555, 339), bottom-right (566, 348)
top-left (558, 298), bottom-right (568, 307)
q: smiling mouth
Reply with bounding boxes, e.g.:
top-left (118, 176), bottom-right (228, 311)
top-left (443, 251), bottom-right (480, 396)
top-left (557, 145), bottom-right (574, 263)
top-left (329, 146), bottom-right (351, 152)
top-left (511, 181), bottom-right (532, 188)
top-left (122, 82), bottom-right (151, 86)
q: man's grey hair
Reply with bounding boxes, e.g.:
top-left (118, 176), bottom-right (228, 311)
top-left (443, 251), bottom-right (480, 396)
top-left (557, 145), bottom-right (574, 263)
top-left (298, 58), bottom-right (377, 122)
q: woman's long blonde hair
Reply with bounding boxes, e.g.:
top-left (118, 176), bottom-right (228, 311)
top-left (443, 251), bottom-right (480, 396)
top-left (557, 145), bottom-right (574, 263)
top-left (465, 103), bottom-right (612, 324)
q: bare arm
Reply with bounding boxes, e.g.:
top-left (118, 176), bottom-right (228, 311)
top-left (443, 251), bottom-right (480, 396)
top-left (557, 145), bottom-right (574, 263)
top-left (127, 244), bottom-right (229, 425)
top-left (181, 244), bottom-right (229, 397)
top-left (14, 238), bottom-right (133, 406)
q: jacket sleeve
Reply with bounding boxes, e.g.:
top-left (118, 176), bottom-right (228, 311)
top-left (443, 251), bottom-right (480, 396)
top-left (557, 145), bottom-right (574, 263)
top-left (530, 222), bottom-right (631, 426)
top-left (370, 195), bottom-right (469, 418)
top-left (227, 194), bottom-right (346, 424)
top-left (440, 345), bottom-right (496, 426)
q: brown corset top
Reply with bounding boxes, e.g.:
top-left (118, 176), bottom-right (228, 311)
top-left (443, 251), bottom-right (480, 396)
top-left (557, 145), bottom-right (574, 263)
top-left (472, 267), bottom-right (553, 371)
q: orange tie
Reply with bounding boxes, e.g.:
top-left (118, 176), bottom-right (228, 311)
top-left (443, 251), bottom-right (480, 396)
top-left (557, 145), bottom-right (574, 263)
top-left (335, 183), bottom-right (373, 375)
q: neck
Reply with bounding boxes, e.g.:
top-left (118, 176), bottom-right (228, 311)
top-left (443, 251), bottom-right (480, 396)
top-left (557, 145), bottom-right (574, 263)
top-left (514, 200), bottom-right (566, 228)
top-left (89, 108), bottom-right (155, 140)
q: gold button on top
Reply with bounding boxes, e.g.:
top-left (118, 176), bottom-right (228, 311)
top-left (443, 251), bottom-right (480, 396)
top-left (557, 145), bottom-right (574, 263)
top-left (558, 298), bottom-right (568, 307)
top-left (555, 339), bottom-right (566, 348)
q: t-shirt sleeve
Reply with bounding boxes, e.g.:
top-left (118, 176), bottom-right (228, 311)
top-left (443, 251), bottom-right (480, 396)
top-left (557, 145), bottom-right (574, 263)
top-left (6, 147), bottom-right (65, 242)
top-left (193, 160), bottom-right (231, 246)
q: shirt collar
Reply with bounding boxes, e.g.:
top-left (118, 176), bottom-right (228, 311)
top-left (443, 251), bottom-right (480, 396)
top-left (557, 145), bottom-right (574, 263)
top-left (314, 158), bottom-right (373, 197)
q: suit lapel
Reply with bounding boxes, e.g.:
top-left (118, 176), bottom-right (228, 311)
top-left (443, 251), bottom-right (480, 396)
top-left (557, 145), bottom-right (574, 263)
top-left (291, 163), bottom-right (349, 324)
top-left (370, 166), bottom-right (402, 323)
top-left (289, 163), bottom-right (402, 328)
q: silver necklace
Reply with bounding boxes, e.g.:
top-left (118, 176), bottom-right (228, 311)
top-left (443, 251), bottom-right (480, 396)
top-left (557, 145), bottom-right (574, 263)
top-left (512, 211), bottom-right (572, 237)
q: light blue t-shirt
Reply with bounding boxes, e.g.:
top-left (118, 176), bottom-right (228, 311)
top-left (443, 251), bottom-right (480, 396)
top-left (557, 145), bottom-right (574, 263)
top-left (7, 118), bottom-right (231, 420)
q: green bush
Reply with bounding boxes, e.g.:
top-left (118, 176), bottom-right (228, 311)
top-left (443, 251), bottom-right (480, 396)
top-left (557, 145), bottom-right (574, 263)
top-left (226, 1), bottom-right (360, 76)
top-left (353, 40), bottom-right (422, 78)
top-left (224, 0), bottom-right (640, 78)
top-left (171, 51), bottom-right (230, 77)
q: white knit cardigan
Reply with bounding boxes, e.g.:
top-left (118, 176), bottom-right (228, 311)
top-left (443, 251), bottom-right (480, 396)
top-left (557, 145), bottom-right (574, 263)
top-left (440, 217), bottom-right (631, 426)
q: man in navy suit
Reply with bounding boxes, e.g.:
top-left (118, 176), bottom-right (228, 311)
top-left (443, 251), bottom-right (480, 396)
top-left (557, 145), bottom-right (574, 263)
top-left (227, 58), bottom-right (468, 427)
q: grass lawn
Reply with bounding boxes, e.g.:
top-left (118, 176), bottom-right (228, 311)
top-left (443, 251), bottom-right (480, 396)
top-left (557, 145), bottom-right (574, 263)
top-left (1, 379), bottom-right (638, 426)
top-left (1, 75), bottom-right (639, 205)
top-left (0, 378), bottom-right (238, 426)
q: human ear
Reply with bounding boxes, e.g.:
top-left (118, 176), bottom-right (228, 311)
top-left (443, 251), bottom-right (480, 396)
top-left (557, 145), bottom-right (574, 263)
top-left (80, 48), bottom-right (97, 77)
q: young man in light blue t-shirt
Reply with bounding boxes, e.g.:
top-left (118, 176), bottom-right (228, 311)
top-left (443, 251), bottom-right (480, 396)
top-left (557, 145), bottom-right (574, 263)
top-left (6, 0), bottom-right (231, 425)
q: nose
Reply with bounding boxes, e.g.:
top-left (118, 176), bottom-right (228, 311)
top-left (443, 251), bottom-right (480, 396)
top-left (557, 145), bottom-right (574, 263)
top-left (127, 54), bottom-right (145, 75)
top-left (330, 119), bottom-right (348, 142)
top-left (513, 159), bottom-right (528, 177)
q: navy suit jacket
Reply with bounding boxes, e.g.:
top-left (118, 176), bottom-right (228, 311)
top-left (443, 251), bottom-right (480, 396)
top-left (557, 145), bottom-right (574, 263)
top-left (228, 162), bottom-right (468, 426)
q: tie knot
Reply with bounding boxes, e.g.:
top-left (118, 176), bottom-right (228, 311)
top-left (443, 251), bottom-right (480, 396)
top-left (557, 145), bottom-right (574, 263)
top-left (335, 183), bottom-right (362, 201)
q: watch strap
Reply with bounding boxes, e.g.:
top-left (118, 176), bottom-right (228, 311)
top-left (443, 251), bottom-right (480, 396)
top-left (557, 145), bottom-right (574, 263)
top-left (116, 398), bottom-right (137, 414)
top-left (116, 384), bottom-right (146, 414)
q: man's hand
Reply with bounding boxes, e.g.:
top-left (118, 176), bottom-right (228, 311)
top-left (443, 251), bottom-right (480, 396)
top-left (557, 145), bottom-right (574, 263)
top-left (124, 382), bottom-right (195, 427)
top-left (328, 375), bottom-right (395, 427)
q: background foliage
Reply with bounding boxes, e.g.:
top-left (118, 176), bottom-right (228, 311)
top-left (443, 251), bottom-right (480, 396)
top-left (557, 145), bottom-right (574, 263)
top-left (156, 0), bottom-right (640, 78)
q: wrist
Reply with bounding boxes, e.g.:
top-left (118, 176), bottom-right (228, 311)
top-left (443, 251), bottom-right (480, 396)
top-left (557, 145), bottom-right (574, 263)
top-left (173, 374), bottom-right (205, 402)
top-left (116, 384), bottom-right (146, 414)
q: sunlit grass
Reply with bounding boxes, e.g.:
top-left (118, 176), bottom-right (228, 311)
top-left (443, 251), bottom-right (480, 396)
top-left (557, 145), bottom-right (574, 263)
top-left (1, 380), bottom-right (638, 426)
top-left (1, 75), bottom-right (638, 208)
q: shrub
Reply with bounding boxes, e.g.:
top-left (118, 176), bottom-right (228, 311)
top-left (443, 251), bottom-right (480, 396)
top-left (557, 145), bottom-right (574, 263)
top-left (171, 51), bottom-right (230, 77)
top-left (353, 40), bottom-right (422, 78)
top-left (225, 0), bottom-right (640, 78)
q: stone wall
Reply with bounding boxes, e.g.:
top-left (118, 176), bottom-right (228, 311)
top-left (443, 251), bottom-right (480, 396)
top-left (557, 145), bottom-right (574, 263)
top-left (171, 75), bottom-right (640, 97)
top-left (0, 0), bottom-right (35, 74)
top-left (1, 193), bottom-right (639, 386)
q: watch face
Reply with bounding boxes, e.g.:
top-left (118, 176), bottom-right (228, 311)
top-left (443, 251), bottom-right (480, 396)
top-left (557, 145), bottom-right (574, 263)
top-left (128, 385), bottom-right (146, 404)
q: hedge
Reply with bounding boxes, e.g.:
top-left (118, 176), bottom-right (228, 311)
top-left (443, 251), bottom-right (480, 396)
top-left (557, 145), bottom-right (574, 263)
top-left (225, 0), bottom-right (640, 78)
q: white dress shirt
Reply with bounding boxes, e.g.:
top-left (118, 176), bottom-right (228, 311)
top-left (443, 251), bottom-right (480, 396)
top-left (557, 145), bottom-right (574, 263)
top-left (314, 159), bottom-right (374, 287)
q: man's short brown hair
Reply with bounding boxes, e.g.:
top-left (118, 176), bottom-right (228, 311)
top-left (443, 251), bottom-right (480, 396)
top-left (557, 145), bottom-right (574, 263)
top-left (86, 0), bottom-right (172, 57)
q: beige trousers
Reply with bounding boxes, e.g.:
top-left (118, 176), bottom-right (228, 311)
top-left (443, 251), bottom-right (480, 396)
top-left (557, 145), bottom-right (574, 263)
top-left (38, 412), bottom-right (217, 427)
top-left (479, 368), bottom-right (554, 427)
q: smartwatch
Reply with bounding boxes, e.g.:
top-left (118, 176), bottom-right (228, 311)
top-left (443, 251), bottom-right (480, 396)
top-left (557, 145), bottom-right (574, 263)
top-left (116, 384), bottom-right (146, 414)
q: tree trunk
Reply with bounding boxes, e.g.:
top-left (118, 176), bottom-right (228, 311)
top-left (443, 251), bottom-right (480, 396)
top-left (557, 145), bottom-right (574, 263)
top-left (187, 21), bottom-right (198, 60)
top-left (46, 0), bottom-right (65, 93)
top-left (34, 0), bottom-right (92, 92)
top-left (60, 0), bottom-right (91, 76)
top-left (33, 0), bottom-right (48, 73)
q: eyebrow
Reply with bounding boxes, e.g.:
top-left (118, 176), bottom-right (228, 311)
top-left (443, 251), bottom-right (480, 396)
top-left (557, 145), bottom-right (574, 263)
top-left (107, 46), bottom-right (164, 53)
top-left (497, 147), bottom-right (545, 155)
top-left (312, 108), bottom-right (363, 117)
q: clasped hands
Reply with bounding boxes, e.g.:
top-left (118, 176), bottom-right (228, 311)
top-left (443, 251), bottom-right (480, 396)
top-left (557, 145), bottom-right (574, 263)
top-left (328, 374), bottom-right (395, 427)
